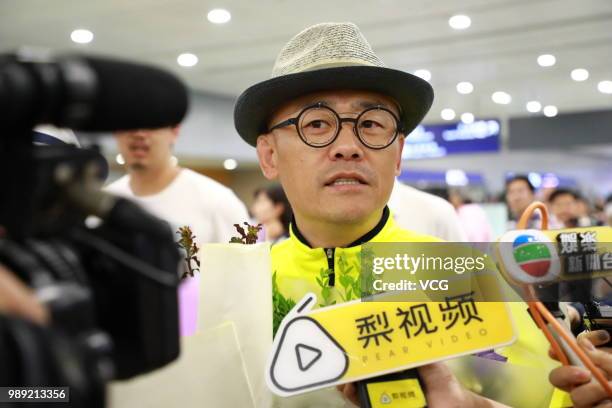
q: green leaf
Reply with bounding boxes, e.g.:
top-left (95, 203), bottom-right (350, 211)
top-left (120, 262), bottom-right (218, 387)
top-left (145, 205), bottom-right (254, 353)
top-left (271, 270), bottom-right (297, 336)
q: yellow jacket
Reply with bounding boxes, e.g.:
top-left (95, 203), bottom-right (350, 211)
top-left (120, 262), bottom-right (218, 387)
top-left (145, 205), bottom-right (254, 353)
top-left (271, 207), bottom-right (566, 407)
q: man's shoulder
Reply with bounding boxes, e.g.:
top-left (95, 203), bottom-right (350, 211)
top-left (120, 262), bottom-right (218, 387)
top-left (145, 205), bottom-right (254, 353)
top-left (104, 174), bottom-right (131, 195)
top-left (180, 168), bottom-right (236, 196)
top-left (180, 168), bottom-right (222, 188)
top-left (392, 183), bottom-right (455, 215)
top-left (179, 168), bottom-right (248, 218)
top-left (384, 221), bottom-right (444, 243)
top-left (270, 236), bottom-right (294, 257)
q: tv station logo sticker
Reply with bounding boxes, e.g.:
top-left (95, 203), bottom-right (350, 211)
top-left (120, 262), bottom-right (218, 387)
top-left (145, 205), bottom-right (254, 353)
top-left (496, 229), bottom-right (561, 285)
top-left (266, 292), bottom-right (516, 397)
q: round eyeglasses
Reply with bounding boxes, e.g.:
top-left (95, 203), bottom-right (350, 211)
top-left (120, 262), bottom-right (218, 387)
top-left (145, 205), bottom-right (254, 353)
top-left (268, 103), bottom-right (403, 149)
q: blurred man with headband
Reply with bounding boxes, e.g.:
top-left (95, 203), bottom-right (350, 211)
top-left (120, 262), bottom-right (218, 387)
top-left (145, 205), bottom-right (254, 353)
top-left (106, 126), bottom-right (248, 248)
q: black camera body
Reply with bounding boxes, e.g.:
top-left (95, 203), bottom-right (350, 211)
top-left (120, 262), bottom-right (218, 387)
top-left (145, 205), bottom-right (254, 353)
top-left (0, 52), bottom-right (188, 407)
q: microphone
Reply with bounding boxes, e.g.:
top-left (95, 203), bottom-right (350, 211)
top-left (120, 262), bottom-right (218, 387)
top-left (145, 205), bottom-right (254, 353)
top-left (0, 52), bottom-right (189, 238)
top-left (495, 227), bottom-right (612, 298)
top-left (0, 53), bottom-right (189, 132)
top-left (495, 228), bottom-right (587, 367)
top-left (495, 229), bottom-right (562, 287)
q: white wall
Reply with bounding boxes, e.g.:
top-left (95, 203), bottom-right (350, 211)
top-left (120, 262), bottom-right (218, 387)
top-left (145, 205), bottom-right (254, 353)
top-left (177, 92), bottom-right (258, 163)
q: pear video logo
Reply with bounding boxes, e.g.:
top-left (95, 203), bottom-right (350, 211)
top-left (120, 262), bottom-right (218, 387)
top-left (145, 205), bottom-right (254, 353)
top-left (267, 294), bottom-right (349, 395)
top-left (380, 392), bottom-right (392, 404)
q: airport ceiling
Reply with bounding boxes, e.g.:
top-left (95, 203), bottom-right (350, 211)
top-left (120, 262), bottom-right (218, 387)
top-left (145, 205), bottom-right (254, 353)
top-left (2, 0), bottom-right (612, 123)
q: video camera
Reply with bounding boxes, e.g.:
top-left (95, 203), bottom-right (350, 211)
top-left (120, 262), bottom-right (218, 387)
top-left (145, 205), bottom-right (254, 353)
top-left (0, 50), bottom-right (189, 407)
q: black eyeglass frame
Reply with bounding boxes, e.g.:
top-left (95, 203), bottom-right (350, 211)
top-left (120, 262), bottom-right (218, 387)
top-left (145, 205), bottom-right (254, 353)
top-left (268, 102), bottom-right (404, 150)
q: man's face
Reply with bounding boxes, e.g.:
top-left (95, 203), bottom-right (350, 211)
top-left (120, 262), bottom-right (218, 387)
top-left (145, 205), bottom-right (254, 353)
top-left (506, 180), bottom-right (535, 217)
top-left (551, 193), bottom-right (578, 225)
top-left (114, 127), bottom-right (178, 171)
top-left (576, 199), bottom-right (589, 217)
top-left (256, 90), bottom-right (404, 225)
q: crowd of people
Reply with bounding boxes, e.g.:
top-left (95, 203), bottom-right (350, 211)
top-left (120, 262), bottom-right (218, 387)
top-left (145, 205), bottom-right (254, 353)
top-left (249, 175), bottom-right (612, 248)
top-left (504, 175), bottom-right (610, 230)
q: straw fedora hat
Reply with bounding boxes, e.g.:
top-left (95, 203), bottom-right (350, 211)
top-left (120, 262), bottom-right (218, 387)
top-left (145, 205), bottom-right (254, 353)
top-left (234, 22), bottom-right (434, 147)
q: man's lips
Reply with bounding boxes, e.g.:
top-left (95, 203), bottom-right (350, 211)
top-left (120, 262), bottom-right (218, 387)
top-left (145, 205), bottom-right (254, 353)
top-left (129, 143), bottom-right (149, 151)
top-left (324, 172), bottom-right (368, 187)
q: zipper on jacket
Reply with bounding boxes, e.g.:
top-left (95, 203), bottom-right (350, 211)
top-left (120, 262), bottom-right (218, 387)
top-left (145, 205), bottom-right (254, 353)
top-left (325, 248), bottom-right (335, 286)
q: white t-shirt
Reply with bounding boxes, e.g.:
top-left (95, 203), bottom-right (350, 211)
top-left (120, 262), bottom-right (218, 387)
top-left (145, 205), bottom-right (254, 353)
top-left (388, 180), bottom-right (468, 241)
top-left (105, 168), bottom-right (249, 245)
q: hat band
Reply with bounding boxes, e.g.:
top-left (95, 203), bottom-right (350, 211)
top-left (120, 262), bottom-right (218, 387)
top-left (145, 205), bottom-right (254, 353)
top-left (272, 57), bottom-right (382, 78)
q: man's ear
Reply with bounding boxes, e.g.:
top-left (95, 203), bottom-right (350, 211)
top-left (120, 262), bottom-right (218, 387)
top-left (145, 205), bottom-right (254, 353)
top-left (170, 126), bottom-right (180, 143)
top-left (256, 134), bottom-right (279, 180)
top-left (394, 135), bottom-right (405, 176)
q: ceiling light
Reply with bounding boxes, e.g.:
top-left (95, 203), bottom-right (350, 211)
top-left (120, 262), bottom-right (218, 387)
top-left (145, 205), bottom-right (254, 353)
top-left (207, 8), bottom-right (231, 24)
top-left (526, 101), bottom-right (542, 113)
top-left (598, 80), bottom-right (612, 94)
top-left (461, 112), bottom-right (474, 124)
top-left (441, 108), bottom-right (456, 121)
top-left (115, 154), bottom-right (125, 165)
top-left (70, 29), bottom-right (94, 44)
top-left (491, 91), bottom-right (512, 105)
top-left (413, 69), bottom-right (431, 81)
top-left (528, 172), bottom-right (542, 189)
top-left (543, 105), bottom-right (558, 117)
top-left (177, 53), bottom-right (198, 67)
top-left (223, 158), bottom-right (238, 170)
top-left (456, 81), bottom-right (473, 94)
top-left (449, 15), bottom-right (471, 30)
top-left (537, 54), bottom-right (556, 67)
top-left (445, 169), bottom-right (469, 186)
top-left (570, 68), bottom-right (589, 82)
top-left (541, 173), bottom-right (560, 188)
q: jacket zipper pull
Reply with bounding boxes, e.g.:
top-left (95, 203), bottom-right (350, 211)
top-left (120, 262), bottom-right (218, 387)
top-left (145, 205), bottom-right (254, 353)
top-left (325, 248), bottom-right (335, 286)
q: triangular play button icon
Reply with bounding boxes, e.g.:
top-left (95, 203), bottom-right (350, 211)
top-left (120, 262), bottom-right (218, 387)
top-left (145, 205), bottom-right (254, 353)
top-left (270, 315), bottom-right (349, 392)
top-left (295, 343), bottom-right (322, 371)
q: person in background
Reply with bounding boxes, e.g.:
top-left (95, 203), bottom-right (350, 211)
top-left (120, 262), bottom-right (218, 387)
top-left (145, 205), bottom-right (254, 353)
top-left (606, 194), bottom-right (612, 227)
top-left (505, 175), bottom-right (537, 230)
top-left (549, 188), bottom-right (579, 229)
top-left (575, 194), bottom-right (601, 227)
top-left (388, 180), bottom-right (467, 241)
top-left (251, 184), bottom-right (292, 243)
top-left (448, 189), bottom-right (493, 242)
top-left (105, 127), bottom-right (249, 245)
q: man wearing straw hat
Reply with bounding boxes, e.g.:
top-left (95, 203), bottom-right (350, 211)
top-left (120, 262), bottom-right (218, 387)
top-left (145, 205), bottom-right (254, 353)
top-left (234, 22), bottom-right (552, 407)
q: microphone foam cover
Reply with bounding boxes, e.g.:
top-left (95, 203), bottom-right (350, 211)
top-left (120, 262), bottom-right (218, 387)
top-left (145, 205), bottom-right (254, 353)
top-left (76, 56), bottom-right (189, 131)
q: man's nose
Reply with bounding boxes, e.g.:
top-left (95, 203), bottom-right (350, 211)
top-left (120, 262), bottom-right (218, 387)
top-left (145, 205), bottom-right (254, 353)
top-left (327, 122), bottom-right (364, 160)
top-left (129, 129), bottom-right (150, 139)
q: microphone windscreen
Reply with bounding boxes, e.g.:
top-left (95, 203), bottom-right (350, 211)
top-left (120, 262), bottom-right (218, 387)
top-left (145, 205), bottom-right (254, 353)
top-left (495, 229), bottom-right (561, 286)
top-left (78, 56), bottom-right (189, 131)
